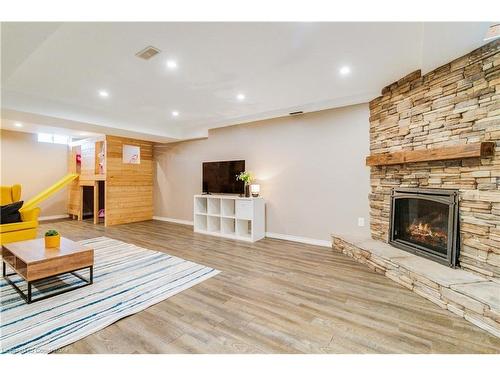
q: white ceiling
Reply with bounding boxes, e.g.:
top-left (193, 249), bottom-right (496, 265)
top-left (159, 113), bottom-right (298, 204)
top-left (1, 22), bottom-right (492, 142)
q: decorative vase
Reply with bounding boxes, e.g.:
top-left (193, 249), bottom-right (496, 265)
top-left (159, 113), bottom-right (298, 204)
top-left (45, 234), bottom-right (61, 248)
top-left (245, 184), bottom-right (250, 197)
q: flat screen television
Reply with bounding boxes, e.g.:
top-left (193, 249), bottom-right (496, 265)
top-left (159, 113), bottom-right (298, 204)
top-left (202, 160), bottom-right (245, 194)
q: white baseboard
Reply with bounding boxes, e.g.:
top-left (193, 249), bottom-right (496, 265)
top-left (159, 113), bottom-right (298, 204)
top-left (153, 216), bottom-right (194, 226)
top-left (39, 214), bottom-right (70, 221)
top-left (265, 232), bottom-right (332, 248)
top-left (152, 216), bottom-right (331, 248)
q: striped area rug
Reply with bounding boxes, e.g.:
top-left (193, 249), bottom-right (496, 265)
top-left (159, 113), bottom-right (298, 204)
top-left (0, 237), bottom-right (220, 354)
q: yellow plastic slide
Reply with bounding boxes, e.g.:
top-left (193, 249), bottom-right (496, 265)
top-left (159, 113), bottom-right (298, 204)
top-left (20, 173), bottom-right (79, 211)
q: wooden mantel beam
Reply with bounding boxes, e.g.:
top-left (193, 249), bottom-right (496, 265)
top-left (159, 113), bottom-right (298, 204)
top-left (366, 142), bottom-right (495, 167)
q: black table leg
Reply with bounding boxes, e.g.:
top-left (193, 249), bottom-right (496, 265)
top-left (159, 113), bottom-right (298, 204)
top-left (27, 281), bottom-right (32, 303)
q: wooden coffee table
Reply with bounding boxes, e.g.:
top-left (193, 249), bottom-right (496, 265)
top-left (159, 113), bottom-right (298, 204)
top-left (2, 237), bottom-right (94, 303)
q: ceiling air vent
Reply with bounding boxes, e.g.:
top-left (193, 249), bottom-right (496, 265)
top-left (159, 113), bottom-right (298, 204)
top-left (135, 46), bottom-right (161, 60)
top-left (289, 111), bottom-right (304, 116)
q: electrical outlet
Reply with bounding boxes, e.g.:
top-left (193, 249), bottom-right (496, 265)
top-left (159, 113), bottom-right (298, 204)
top-left (358, 217), bottom-right (365, 227)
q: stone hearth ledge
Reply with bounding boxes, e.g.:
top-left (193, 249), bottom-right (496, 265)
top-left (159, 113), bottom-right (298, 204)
top-left (331, 233), bottom-right (500, 338)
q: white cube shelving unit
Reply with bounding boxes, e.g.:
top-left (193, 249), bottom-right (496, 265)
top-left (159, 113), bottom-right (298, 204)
top-left (193, 195), bottom-right (265, 242)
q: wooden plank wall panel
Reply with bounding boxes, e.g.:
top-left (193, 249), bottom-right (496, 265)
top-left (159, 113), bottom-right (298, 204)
top-left (67, 185), bottom-right (81, 218)
top-left (105, 135), bottom-right (153, 226)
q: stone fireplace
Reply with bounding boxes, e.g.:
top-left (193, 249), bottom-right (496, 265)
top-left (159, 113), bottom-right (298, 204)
top-left (389, 187), bottom-right (459, 267)
top-left (368, 40), bottom-right (500, 279)
top-left (332, 40), bottom-right (500, 338)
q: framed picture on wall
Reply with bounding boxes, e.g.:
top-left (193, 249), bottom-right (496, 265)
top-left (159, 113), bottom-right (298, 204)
top-left (123, 144), bottom-right (140, 164)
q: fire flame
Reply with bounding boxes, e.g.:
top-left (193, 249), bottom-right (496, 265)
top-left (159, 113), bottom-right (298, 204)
top-left (407, 219), bottom-right (447, 246)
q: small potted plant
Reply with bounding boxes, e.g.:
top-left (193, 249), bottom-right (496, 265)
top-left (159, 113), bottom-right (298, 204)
top-left (236, 171), bottom-right (253, 197)
top-left (45, 229), bottom-right (61, 248)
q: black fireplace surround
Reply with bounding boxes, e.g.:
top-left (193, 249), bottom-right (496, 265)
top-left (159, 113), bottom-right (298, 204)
top-left (389, 188), bottom-right (460, 268)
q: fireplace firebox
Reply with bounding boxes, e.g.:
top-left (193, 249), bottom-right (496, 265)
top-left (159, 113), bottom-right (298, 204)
top-left (389, 188), bottom-right (460, 268)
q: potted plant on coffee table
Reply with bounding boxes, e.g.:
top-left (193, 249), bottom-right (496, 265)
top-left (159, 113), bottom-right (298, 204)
top-left (45, 229), bottom-right (61, 248)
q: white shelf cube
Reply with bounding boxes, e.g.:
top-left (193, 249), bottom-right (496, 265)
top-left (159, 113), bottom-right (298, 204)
top-left (194, 214), bottom-right (207, 231)
top-left (221, 199), bottom-right (235, 217)
top-left (194, 196), bottom-right (207, 214)
top-left (207, 215), bottom-right (221, 233)
top-left (207, 197), bottom-right (221, 215)
top-left (221, 217), bottom-right (236, 235)
top-left (236, 219), bottom-right (252, 238)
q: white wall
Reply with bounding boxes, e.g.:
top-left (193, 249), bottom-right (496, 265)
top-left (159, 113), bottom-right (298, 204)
top-left (1, 129), bottom-right (68, 217)
top-left (154, 103), bottom-right (371, 243)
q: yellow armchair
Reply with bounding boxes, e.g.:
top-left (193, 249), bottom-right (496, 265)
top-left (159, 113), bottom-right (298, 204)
top-left (1, 184), bottom-right (40, 245)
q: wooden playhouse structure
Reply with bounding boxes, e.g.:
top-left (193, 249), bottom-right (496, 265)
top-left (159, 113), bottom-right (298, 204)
top-left (67, 135), bottom-right (153, 226)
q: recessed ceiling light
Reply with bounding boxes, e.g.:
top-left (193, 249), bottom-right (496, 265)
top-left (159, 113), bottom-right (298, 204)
top-left (14, 122), bottom-right (23, 128)
top-left (166, 60), bottom-right (178, 69)
top-left (339, 66), bottom-right (351, 76)
top-left (79, 132), bottom-right (89, 136)
top-left (172, 111), bottom-right (179, 117)
top-left (98, 90), bottom-right (109, 98)
top-left (236, 93), bottom-right (246, 101)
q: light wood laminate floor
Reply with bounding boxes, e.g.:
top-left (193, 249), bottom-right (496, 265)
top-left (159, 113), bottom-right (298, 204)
top-left (35, 219), bottom-right (500, 354)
